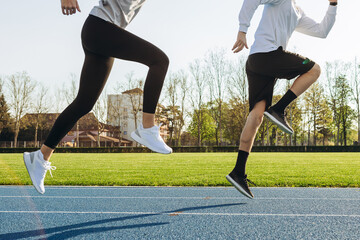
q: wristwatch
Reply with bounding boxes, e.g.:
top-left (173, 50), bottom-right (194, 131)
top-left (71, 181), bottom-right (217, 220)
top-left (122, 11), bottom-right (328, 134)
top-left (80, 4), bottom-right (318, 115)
top-left (330, 2), bottom-right (338, 6)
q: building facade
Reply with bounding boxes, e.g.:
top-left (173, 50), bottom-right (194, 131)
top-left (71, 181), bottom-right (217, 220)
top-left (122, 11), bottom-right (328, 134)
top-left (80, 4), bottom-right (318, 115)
top-left (107, 88), bottom-right (169, 145)
top-left (107, 88), bottom-right (143, 145)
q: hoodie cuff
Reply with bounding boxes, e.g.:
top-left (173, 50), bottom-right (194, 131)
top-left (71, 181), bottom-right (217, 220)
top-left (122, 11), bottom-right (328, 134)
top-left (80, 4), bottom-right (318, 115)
top-left (239, 24), bottom-right (248, 33)
top-left (328, 5), bottom-right (337, 14)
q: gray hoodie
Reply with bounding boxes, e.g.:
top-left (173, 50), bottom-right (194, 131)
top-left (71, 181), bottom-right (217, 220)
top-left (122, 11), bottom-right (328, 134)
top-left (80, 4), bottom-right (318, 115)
top-left (90, 0), bottom-right (146, 28)
top-left (239, 0), bottom-right (337, 55)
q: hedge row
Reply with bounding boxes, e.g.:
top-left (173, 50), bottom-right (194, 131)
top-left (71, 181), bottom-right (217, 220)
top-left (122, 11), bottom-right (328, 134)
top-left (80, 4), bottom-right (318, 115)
top-left (1, 146), bottom-right (360, 153)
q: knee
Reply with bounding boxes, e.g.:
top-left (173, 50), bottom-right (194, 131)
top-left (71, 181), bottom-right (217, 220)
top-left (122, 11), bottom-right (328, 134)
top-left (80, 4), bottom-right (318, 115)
top-left (248, 111), bottom-right (264, 127)
top-left (158, 52), bottom-right (170, 69)
top-left (309, 63), bottom-right (321, 80)
top-left (149, 51), bottom-right (169, 70)
top-left (71, 99), bottom-right (95, 117)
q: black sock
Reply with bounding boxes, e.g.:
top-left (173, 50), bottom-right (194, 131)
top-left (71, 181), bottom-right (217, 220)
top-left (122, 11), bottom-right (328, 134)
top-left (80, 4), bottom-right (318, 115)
top-left (232, 150), bottom-right (249, 176)
top-left (272, 89), bottom-right (297, 113)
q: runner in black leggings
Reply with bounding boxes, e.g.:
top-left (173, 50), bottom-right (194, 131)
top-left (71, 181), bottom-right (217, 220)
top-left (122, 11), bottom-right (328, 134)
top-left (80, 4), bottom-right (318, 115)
top-left (23, 0), bottom-right (172, 195)
top-left (44, 15), bottom-right (169, 149)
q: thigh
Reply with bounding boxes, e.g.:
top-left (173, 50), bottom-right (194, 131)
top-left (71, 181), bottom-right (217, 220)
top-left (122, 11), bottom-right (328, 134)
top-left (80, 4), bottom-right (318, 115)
top-left (273, 49), bottom-right (316, 80)
top-left (250, 100), bottom-right (267, 117)
top-left (247, 47), bottom-right (315, 80)
top-left (247, 61), bottom-right (276, 112)
top-left (82, 15), bottom-right (166, 66)
top-left (76, 49), bottom-right (114, 106)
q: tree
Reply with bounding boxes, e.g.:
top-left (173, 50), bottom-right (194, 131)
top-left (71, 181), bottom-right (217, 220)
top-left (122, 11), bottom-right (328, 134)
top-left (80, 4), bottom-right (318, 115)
top-left (188, 108), bottom-right (216, 144)
top-left (256, 95), bottom-right (281, 146)
top-left (32, 83), bottom-right (50, 147)
top-left (107, 92), bottom-right (124, 141)
top-left (287, 97), bottom-right (302, 146)
top-left (350, 58), bottom-right (360, 143)
top-left (93, 89), bottom-right (108, 147)
top-left (223, 98), bottom-right (247, 145)
top-left (176, 71), bottom-right (188, 146)
top-left (325, 61), bottom-right (350, 145)
top-left (206, 49), bottom-right (229, 145)
top-left (317, 95), bottom-right (333, 146)
top-left (7, 72), bottom-right (35, 147)
top-left (53, 84), bottom-right (65, 113)
top-left (228, 56), bottom-right (248, 108)
top-left (189, 59), bottom-right (208, 146)
top-left (0, 78), bottom-right (11, 136)
top-left (63, 73), bottom-right (80, 146)
top-left (224, 56), bottom-right (249, 145)
top-left (335, 76), bottom-right (353, 145)
top-left (303, 82), bottom-right (324, 145)
top-left (165, 71), bottom-right (187, 146)
top-left (124, 73), bottom-right (143, 146)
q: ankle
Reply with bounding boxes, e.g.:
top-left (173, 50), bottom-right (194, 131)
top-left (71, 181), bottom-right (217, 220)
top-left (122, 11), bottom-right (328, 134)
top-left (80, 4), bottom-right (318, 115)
top-left (142, 123), bottom-right (155, 129)
top-left (271, 105), bottom-right (284, 114)
top-left (40, 145), bottom-right (54, 161)
top-left (142, 112), bottom-right (155, 129)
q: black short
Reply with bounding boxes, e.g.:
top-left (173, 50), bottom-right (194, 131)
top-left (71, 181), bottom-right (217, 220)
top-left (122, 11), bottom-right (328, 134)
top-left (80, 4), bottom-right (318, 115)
top-left (246, 47), bottom-right (315, 112)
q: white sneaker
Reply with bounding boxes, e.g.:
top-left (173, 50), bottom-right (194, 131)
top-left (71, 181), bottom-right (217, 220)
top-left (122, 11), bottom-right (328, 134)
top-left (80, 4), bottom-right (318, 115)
top-left (23, 150), bottom-right (56, 194)
top-left (131, 124), bottom-right (173, 154)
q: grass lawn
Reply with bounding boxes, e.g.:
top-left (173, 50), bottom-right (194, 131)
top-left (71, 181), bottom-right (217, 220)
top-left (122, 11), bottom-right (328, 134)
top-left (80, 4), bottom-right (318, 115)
top-left (0, 152), bottom-right (359, 187)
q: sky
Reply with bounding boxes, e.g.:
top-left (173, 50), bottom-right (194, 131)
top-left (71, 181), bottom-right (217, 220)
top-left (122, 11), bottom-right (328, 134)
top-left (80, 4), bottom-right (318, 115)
top-left (1, 0), bottom-right (359, 97)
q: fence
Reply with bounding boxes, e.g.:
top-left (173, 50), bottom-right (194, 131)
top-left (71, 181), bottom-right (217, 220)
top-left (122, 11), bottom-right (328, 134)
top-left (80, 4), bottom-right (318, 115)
top-left (1, 146), bottom-right (360, 153)
top-left (0, 141), bottom-right (41, 148)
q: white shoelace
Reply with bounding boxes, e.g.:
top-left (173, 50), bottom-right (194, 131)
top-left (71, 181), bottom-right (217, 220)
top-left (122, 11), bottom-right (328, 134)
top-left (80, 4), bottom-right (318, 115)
top-left (43, 162), bottom-right (56, 178)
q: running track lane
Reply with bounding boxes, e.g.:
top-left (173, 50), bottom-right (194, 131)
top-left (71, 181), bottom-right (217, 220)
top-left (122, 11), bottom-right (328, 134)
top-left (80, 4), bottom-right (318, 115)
top-left (0, 186), bottom-right (359, 239)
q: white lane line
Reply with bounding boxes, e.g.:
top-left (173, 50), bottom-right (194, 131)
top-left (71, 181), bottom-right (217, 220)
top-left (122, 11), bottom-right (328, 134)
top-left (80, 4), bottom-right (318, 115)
top-left (0, 186), bottom-right (358, 190)
top-left (0, 187), bottom-right (240, 191)
top-left (0, 196), bottom-right (359, 201)
top-left (0, 210), bottom-right (359, 218)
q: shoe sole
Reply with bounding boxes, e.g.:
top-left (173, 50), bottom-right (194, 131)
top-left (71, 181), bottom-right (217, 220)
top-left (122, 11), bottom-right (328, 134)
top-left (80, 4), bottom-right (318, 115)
top-left (264, 111), bottom-right (294, 135)
top-left (226, 175), bottom-right (253, 199)
top-left (130, 131), bottom-right (172, 154)
top-left (23, 152), bottom-right (44, 194)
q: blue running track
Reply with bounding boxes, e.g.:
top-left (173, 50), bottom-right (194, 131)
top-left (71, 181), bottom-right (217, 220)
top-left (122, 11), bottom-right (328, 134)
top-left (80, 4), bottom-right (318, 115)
top-left (0, 186), bottom-right (359, 239)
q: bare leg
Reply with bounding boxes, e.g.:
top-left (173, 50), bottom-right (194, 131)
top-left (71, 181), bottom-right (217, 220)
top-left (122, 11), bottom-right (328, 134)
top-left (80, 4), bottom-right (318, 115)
top-left (143, 112), bottom-right (155, 128)
top-left (227, 100), bottom-right (266, 199)
top-left (40, 145), bottom-right (54, 161)
top-left (290, 64), bottom-right (321, 96)
top-left (239, 100), bottom-right (267, 152)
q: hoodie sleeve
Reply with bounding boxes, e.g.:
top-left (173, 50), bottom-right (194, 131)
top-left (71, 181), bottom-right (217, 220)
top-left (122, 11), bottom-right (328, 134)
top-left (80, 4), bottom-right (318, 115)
top-left (238, 0), bottom-right (285, 33)
top-left (295, 5), bottom-right (337, 38)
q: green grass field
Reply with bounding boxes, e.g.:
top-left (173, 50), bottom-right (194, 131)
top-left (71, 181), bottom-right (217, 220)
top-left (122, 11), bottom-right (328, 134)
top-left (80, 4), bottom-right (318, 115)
top-left (0, 152), bottom-right (359, 187)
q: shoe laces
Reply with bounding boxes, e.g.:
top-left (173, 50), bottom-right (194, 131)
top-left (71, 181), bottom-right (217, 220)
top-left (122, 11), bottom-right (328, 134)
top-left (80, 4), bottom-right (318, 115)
top-left (43, 161), bottom-right (56, 178)
top-left (244, 175), bottom-right (256, 187)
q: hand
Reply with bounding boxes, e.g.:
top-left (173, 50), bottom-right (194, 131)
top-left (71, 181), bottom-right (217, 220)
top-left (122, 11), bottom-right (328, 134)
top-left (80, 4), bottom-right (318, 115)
top-left (232, 31), bottom-right (248, 53)
top-left (61, 0), bottom-right (81, 16)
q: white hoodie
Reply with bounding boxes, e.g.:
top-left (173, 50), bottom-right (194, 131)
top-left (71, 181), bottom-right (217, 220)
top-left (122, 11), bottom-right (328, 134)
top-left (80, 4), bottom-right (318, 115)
top-left (90, 0), bottom-right (146, 29)
top-left (238, 0), bottom-right (337, 55)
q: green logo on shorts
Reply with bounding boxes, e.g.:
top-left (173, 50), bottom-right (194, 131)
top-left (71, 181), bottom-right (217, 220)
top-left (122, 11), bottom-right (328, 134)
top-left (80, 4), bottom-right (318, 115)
top-left (303, 58), bottom-right (310, 64)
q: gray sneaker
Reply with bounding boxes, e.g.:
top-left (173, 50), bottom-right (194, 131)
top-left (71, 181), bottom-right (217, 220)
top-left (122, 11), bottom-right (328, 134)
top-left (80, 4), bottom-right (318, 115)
top-left (264, 107), bottom-right (294, 134)
top-left (226, 172), bottom-right (255, 199)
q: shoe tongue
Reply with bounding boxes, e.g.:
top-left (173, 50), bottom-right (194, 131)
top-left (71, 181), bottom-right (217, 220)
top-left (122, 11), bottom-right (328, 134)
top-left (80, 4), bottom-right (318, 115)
top-left (38, 150), bottom-right (45, 161)
top-left (145, 125), bottom-right (158, 130)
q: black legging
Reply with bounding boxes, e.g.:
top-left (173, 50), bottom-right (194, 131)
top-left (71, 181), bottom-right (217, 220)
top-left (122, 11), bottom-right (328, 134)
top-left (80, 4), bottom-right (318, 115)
top-left (44, 15), bottom-right (169, 149)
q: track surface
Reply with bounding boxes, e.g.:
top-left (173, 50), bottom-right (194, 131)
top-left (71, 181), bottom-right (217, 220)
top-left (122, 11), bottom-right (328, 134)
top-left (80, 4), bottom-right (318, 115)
top-left (0, 186), bottom-right (359, 239)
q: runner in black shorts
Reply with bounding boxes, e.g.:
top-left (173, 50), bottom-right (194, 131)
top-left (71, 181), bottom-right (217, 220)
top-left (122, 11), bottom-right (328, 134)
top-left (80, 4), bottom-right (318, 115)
top-left (226, 0), bottom-right (338, 199)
